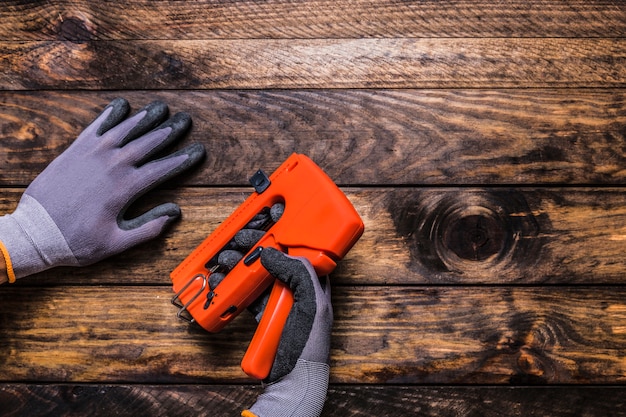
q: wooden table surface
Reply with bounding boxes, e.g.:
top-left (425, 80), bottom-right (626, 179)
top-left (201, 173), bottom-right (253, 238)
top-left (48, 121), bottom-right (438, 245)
top-left (1, 1), bottom-right (626, 416)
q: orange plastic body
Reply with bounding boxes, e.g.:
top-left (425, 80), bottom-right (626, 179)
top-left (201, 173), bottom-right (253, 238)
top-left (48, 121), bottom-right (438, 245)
top-left (170, 153), bottom-right (364, 380)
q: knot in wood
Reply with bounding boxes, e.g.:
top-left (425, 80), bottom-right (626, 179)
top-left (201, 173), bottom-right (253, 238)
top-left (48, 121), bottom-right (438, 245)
top-left (389, 189), bottom-right (543, 280)
top-left (432, 195), bottom-right (513, 271)
top-left (443, 212), bottom-right (505, 262)
top-left (57, 16), bottom-right (94, 42)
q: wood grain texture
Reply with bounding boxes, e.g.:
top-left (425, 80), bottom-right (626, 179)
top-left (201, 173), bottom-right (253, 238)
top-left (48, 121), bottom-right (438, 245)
top-left (1, 1), bottom-right (625, 40)
top-left (1, 90), bottom-right (625, 186)
top-left (1, 286), bottom-right (626, 385)
top-left (3, 187), bottom-right (625, 285)
top-left (1, 39), bottom-right (625, 90)
top-left (1, 0), bottom-right (625, 414)
top-left (2, 384), bottom-right (626, 417)
top-left (0, 384), bottom-right (256, 417)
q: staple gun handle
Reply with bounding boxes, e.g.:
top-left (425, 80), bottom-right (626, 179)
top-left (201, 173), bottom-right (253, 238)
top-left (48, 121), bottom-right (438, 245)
top-left (240, 248), bottom-right (336, 380)
top-left (241, 278), bottom-right (293, 380)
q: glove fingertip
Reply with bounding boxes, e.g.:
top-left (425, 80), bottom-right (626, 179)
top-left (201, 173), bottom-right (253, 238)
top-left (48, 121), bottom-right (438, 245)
top-left (120, 101), bottom-right (170, 146)
top-left (96, 98), bottom-right (130, 136)
top-left (150, 202), bottom-right (182, 225)
top-left (119, 202), bottom-right (181, 232)
top-left (259, 247), bottom-right (304, 287)
top-left (169, 111), bottom-right (192, 133)
top-left (185, 142), bottom-right (206, 165)
top-left (161, 142), bottom-right (206, 179)
top-left (234, 229), bottom-right (265, 250)
top-left (144, 101), bottom-right (170, 128)
top-left (259, 246), bottom-right (284, 270)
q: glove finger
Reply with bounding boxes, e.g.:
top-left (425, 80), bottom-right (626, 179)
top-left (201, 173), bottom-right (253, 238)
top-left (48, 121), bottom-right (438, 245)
top-left (103, 101), bottom-right (169, 147)
top-left (234, 229), bottom-right (265, 252)
top-left (260, 247), bottom-right (316, 300)
top-left (134, 143), bottom-right (206, 194)
top-left (208, 272), bottom-right (226, 291)
top-left (244, 203), bottom-right (284, 230)
top-left (122, 112), bottom-right (192, 166)
top-left (217, 250), bottom-right (243, 271)
top-left (210, 230), bottom-right (265, 317)
top-left (111, 144), bottom-right (203, 249)
top-left (209, 230), bottom-right (263, 289)
top-left (270, 203), bottom-right (285, 222)
top-left (118, 202), bottom-right (180, 232)
top-left (94, 98), bottom-right (131, 137)
top-left (245, 211), bottom-right (272, 229)
top-left (112, 203), bottom-right (180, 255)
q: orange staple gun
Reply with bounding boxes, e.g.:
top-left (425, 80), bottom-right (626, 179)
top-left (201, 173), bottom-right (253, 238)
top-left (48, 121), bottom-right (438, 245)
top-left (170, 153), bottom-right (364, 380)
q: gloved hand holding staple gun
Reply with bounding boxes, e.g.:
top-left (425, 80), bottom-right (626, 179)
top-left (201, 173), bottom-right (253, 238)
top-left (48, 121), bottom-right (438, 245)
top-left (245, 248), bottom-right (333, 417)
top-left (0, 98), bottom-right (205, 283)
top-left (208, 220), bottom-right (333, 417)
top-left (171, 154), bottom-right (362, 380)
top-left (170, 154), bottom-right (364, 416)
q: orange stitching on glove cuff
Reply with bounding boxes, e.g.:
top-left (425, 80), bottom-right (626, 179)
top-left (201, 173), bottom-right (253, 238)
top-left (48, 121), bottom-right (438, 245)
top-left (0, 240), bottom-right (16, 283)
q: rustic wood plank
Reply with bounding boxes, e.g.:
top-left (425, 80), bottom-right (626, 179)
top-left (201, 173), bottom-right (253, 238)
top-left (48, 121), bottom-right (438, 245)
top-left (1, 286), bottom-right (626, 384)
top-left (2, 384), bottom-right (626, 417)
top-left (1, 1), bottom-right (625, 40)
top-left (1, 90), bottom-right (625, 186)
top-left (1, 39), bottom-right (625, 90)
top-left (0, 0), bottom-right (623, 413)
top-left (2, 187), bottom-right (625, 285)
top-left (0, 384), bottom-right (256, 417)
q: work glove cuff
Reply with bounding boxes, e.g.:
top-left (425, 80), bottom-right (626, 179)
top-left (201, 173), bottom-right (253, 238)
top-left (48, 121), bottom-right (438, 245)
top-left (246, 359), bottom-right (330, 417)
top-left (0, 193), bottom-right (78, 281)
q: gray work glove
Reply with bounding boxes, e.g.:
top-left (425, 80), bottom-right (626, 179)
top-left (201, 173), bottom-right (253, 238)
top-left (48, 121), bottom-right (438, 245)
top-left (207, 206), bottom-right (332, 417)
top-left (243, 248), bottom-right (333, 417)
top-left (0, 98), bottom-right (205, 282)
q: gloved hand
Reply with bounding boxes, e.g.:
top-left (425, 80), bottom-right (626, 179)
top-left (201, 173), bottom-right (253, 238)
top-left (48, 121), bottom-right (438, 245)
top-left (243, 247), bottom-right (333, 417)
top-left (0, 98), bottom-right (205, 282)
top-left (201, 206), bottom-right (332, 417)
top-left (206, 203), bottom-right (284, 297)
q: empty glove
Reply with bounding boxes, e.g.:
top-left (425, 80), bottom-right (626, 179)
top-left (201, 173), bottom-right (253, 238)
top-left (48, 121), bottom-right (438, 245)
top-left (0, 98), bottom-right (205, 282)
